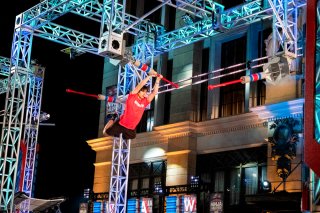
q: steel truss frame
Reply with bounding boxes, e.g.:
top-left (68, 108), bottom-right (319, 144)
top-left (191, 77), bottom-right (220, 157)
top-left (21, 67), bottom-right (45, 200)
top-left (108, 135), bottom-right (131, 213)
top-left (0, 0), bottom-right (306, 212)
top-left (268, 0), bottom-right (301, 58)
top-left (1, 59), bottom-right (44, 211)
top-left (312, 171), bottom-right (320, 207)
top-left (0, 56), bottom-right (10, 77)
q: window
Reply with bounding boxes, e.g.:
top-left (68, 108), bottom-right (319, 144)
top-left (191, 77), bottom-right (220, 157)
top-left (244, 167), bottom-right (258, 195)
top-left (219, 36), bottom-right (247, 117)
top-left (142, 178), bottom-right (150, 189)
top-left (214, 171), bottom-right (224, 192)
top-left (253, 29), bottom-right (271, 107)
top-left (130, 179), bottom-right (138, 190)
top-left (154, 176), bottom-right (162, 184)
top-left (229, 169), bottom-right (241, 205)
top-left (144, 1), bottom-right (162, 25)
top-left (128, 161), bottom-right (166, 197)
top-left (168, 6), bottom-right (176, 31)
top-left (197, 146), bottom-right (268, 207)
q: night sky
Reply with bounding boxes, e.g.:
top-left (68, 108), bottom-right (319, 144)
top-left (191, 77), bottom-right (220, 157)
top-left (0, 1), bottom-right (104, 212)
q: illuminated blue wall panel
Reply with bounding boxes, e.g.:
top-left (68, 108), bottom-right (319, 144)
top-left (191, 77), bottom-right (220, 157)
top-left (166, 196), bottom-right (178, 213)
top-left (93, 201), bottom-right (107, 213)
top-left (127, 198), bottom-right (138, 213)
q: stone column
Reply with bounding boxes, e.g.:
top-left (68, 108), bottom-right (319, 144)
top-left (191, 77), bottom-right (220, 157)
top-left (166, 135), bottom-right (197, 186)
top-left (207, 40), bottom-right (221, 119)
top-left (88, 138), bottom-right (113, 193)
top-left (191, 42), bottom-right (204, 122)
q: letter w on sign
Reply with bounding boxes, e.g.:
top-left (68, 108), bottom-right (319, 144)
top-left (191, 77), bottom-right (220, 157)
top-left (184, 195), bottom-right (197, 212)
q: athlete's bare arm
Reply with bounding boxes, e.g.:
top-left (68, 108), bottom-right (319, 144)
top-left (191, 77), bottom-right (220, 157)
top-left (131, 75), bottom-right (152, 94)
top-left (147, 75), bottom-right (162, 102)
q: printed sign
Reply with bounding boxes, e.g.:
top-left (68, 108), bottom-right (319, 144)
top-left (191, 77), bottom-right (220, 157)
top-left (210, 193), bottom-right (223, 213)
top-left (79, 203), bottom-right (88, 213)
top-left (140, 197), bottom-right (152, 213)
top-left (181, 195), bottom-right (197, 213)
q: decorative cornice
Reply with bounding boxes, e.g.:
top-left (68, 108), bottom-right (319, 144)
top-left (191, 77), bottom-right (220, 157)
top-left (130, 156), bottom-right (167, 164)
top-left (166, 150), bottom-right (193, 156)
top-left (131, 131), bottom-right (168, 147)
top-left (198, 122), bottom-right (266, 136)
top-left (198, 142), bottom-right (267, 154)
top-left (153, 121), bottom-right (197, 139)
top-left (93, 161), bottom-right (111, 167)
top-left (154, 113), bottom-right (263, 138)
top-left (87, 137), bottom-right (113, 151)
top-left (88, 112), bottom-right (266, 151)
top-left (131, 139), bottom-right (168, 148)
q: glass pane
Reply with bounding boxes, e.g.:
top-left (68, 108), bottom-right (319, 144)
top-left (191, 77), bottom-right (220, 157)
top-left (229, 169), bottom-right (240, 205)
top-left (244, 167), bottom-right (258, 195)
top-left (220, 36), bottom-right (246, 117)
top-left (214, 171), bottom-right (224, 192)
top-left (142, 178), bottom-right (149, 189)
top-left (152, 161), bottom-right (163, 175)
top-left (131, 179), bottom-right (138, 190)
top-left (154, 176), bottom-right (162, 184)
top-left (261, 166), bottom-right (267, 182)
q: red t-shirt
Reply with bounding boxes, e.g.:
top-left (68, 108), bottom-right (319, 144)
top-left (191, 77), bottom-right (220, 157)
top-left (119, 93), bottom-right (150, 130)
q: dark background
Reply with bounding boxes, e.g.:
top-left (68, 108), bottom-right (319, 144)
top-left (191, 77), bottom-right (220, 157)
top-left (0, 1), bottom-right (104, 211)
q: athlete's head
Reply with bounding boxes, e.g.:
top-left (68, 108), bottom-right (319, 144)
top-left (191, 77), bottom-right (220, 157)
top-left (138, 86), bottom-right (148, 99)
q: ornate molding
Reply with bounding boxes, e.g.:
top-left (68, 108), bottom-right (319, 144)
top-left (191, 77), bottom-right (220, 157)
top-left (131, 139), bottom-right (168, 148)
top-left (87, 137), bottom-right (113, 151)
top-left (166, 150), bottom-right (193, 156)
top-left (154, 121), bottom-right (196, 139)
top-left (198, 122), bottom-right (265, 136)
top-left (131, 131), bottom-right (168, 147)
top-left (88, 112), bottom-right (267, 151)
top-left (94, 161), bottom-right (112, 167)
top-left (154, 113), bottom-right (264, 138)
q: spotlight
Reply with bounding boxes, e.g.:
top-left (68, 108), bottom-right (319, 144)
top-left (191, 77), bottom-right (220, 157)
top-left (260, 180), bottom-right (271, 193)
top-left (39, 112), bottom-right (50, 122)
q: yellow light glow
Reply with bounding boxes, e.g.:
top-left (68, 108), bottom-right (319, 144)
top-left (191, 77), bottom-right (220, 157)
top-left (143, 147), bottom-right (165, 160)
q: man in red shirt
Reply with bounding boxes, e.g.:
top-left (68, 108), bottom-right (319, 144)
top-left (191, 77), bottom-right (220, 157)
top-left (103, 74), bottom-right (163, 139)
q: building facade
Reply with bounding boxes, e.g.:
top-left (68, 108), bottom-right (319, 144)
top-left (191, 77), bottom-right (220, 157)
top-left (87, 1), bottom-right (319, 212)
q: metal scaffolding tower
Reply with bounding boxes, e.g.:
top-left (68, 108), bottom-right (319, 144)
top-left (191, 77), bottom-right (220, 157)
top-left (0, 56), bottom-right (45, 213)
top-left (108, 135), bottom-right (131, 213)
top-left (0, 0), bottom-right (306, 212)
